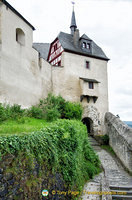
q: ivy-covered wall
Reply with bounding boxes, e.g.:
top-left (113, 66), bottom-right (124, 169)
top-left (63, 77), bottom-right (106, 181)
top-left (0, 119), bottom-right (101, 199)
top-left (0, 154), bottom-right (71, 200)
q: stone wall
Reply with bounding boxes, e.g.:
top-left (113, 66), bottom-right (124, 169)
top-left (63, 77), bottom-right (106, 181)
top-left (105, 112), bottom-right (132, 173)
top-left (82, 105), bottom-right (100, 135)
top-left (0, 3), bottom-right (52, 108)
top-left (0, 154), bottom-right (71, 200)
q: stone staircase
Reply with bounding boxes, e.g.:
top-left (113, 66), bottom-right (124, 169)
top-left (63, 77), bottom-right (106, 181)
top-left (88, 136), bottom-right (102, 151)
top-left (110, 185), bottom-right (132, 200)
top-left (88, 136), bottom-right (132, 200)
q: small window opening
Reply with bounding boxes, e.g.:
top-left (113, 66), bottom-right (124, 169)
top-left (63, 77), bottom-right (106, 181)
top-left (54, 44), bottom-right (57, 51)
top-left (16, 32), bottom-right (18, 42)
top-left (16, 28), bottom-right (25, 45)
top-left (38, 52), bottom-right (42, 69)
top-left (89, 82), bottom-right (94, 89)
top-left (86, 61), bottom-right (90, 69)
top-left (58, 61), bottom-right (61, 66)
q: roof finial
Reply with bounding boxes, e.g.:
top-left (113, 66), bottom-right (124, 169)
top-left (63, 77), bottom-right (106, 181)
top-left (71, 1), bottom-right (75, 11)
top-left (70, 1), bottom-right (77, 35)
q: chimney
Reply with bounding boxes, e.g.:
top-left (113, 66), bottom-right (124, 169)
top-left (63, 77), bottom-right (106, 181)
top-left (73, 29), bottom-right (80, 48)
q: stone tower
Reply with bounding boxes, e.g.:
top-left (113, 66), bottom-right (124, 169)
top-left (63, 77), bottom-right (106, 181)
top-left (47, 5), bottom-right (109, 135)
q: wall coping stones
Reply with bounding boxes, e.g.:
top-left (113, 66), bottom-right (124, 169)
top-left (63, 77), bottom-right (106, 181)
top-left (105, 112), bottom-right (132, 150)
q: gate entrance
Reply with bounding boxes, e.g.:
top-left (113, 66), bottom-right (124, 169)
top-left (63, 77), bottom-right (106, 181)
top-left (82, 117), bottom-right (93, 135)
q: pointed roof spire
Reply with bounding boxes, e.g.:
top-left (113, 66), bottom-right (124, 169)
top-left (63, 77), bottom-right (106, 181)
top-left (70, 1), bottom-right (77, 35)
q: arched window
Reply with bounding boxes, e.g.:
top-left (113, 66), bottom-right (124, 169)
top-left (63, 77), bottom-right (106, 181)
top-left (16, 28), bottom-right (25, 45)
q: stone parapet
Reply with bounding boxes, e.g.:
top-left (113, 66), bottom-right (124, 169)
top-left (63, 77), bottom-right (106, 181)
top-left (105, 112), bottom-right (132, 173)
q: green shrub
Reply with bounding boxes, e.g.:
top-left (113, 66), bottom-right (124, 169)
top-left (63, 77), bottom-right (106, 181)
top-left (101, 134), bottom-right (109, 145)
top-left (63, 101), bottom-right (83, 120)
top-left (27, 106), bottom-right (43, 119)
top-left (0, 104), bottom-right (25, 122)
top-left (0, 104), bottom-right (7, 122)
top-left (0, 94), bottom-right (83, 122)
top-left (37, 94), bottom-right (83, 121)
top-left (39, 93), bottom-right (66, 119)
top-left (16, 117), bottom-right (30, 124)
top-left (86, 161), bottom-right (100, 178)
top-left (45, 107), bottom-right (61, 121)
top-left (9, 104), bottom-right (25, 119)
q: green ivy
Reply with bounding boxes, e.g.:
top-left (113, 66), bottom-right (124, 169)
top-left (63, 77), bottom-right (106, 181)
top-left (0, 119), bottom-right (100, 192)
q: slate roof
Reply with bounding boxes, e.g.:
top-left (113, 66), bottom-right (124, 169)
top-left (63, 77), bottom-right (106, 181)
top-left (33, 32), bottom-right (109, 62)
top-left (57, 32), bottom-right (109, 61)
top-left (33, 43), bottom-right (50, 60)
top-left (1, 0), bottom-right (35, 30)
top-left (79, 34), bottom-right (92, 41)
top-left (80, 77), bottom-right (100, 83)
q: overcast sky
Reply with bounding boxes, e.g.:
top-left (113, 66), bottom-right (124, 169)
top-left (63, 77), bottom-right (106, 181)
top-left (8, 0), bottom-right (132, 121)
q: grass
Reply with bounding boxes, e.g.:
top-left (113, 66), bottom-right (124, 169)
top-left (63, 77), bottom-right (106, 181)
top-left (0, 117), bottom-right (48, 135)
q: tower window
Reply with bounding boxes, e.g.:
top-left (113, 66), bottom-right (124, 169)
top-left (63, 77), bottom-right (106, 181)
top-left (86, 61), bottom-right (90, 69)
top-left (89, 82), bottom-right (94, 89)
top-left (16, 28), bottom-right (25, 45)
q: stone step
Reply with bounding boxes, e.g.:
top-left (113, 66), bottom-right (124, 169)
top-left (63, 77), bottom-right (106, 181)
top-left (110, 185), bottom-right (132, 200)
top-left (110, 185), bottom-right (132, 191)
top-left (111, 190), bottom-right (132, 195)
top-left (92, 147), bottom-right (102, 151)
top-left (88, 137), bottom-right (98, 141)
top-left (112, 194), bottom-right (132, 200)
top-left (89, 142), bottom-right (99, 145)
top-left (81, 136), bottom-right (132, 200)
top-left (88, 137), bottom-right (100, 146)
top-left (109, 181), bottom-right (131, 186)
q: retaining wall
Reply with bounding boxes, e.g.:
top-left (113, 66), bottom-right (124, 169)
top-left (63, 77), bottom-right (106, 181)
top-left (0, 154), bottom-right (70, 200)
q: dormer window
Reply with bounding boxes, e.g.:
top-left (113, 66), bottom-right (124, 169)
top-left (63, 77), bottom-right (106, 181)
top-left (82, 41), bottom-right (91, 51)
top-left (87, 43), bottom-right (90, 49)
top-left (82, 42), bottom-right (86, 48)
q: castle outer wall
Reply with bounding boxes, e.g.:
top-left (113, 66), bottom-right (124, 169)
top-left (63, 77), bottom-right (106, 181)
top-left (0, 2), bottom-right (51, 107)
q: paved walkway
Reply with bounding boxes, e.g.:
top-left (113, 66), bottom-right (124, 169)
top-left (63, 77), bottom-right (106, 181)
top-left (80, 137), bottom-right (132, 200)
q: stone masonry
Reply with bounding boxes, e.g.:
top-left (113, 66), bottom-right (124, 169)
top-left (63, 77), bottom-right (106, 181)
top-left (80, 137), bottom-right (132, 200)
top-left (105, 112), bottom-right (132, 173)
